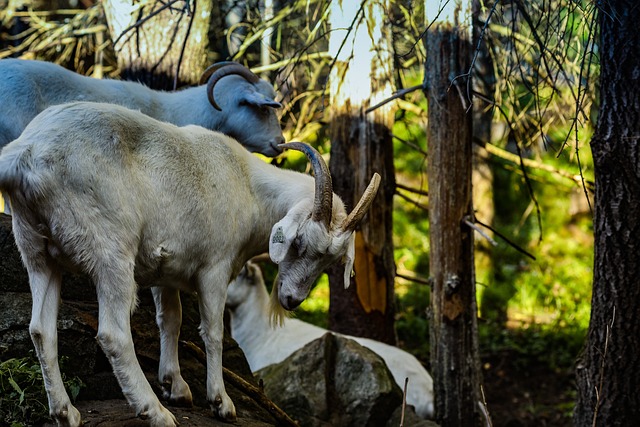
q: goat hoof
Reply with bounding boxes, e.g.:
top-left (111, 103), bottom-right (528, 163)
top-left (210, 394), bottom-right (236, 421)
top-left (161, 380), bottom-right (193, 407)
top-left (169, 395), bottom-right (193, 408)
top-left (54, 404), bottom-right (82, 427)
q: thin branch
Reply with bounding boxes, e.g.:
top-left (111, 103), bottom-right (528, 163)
top-left (593, 306), bottom-right (615, 427)
top-left (396, 0), bottom-right (445, 59)
top-left (399, 377), bottom-right (408, 427)
top-left (463, 216), bottom-right (498, 247)
top-left (396, 182), bottom-right (428, 197)
top-left (173, 0), bottom-right (196, 90)
top-left (512, 0), bottom-right (584, 114)
top-left (477, 138), bottom-right (594, 190)
top-left (394, 191), bottom-right (428, 212)
top-left (365, 84), bottom-right (425, 114)
top-left (249, 52), bottom-right (331, 74)
top-left (473, 218), bottom-right (536, 261)
top-left (321, 0), bottom-right (368, 103)
top-left (180, 340), bottom-right (299, 427)
top-left (471, 90), bottom-right (544, 241)
top-left (391, 134), bottom-right (428, 157)
top-left (396, 271), bottom-right (431, 286)
top-left (478, 385), bottom-right (493, 427)
top-left (112, 0), bottom-right (183, 48)
top-left (451, 0), bottom-right (500, 112)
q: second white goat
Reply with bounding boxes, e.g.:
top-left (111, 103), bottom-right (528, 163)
top-left (226, 261), bottom-right (435, 419)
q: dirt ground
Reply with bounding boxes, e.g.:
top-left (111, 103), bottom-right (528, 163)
top-left (40, 356), bottom-right (574, 427)
top-left (481, 351), bottom-right (574, 427)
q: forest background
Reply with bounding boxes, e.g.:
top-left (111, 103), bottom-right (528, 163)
top-left (0, 0), bottom-right (605, 426)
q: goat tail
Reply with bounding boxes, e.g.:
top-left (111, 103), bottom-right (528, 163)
top-left (268, 273), bottom-right (291, 328)
top-left (0, 143), bottom-right (39, 195)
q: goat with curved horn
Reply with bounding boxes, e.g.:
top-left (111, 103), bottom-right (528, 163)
top-left (271, 142), bottom-right (381, 307)
top-left (0, 59), bottom-right (285, 157)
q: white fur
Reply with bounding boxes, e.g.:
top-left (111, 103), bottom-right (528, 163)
top-left (0, 59), bottom-right (284, 156)
top-left (226, 262), bottom-right (435, 419)
top-left (0, 102), bottom-right (378, 427)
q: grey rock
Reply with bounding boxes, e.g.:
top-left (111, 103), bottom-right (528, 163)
top-left (257, 332), bottom-right (405, 427)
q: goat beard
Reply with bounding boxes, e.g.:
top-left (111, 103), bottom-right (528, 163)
top-left (268, 273), bottom-right (291, 328)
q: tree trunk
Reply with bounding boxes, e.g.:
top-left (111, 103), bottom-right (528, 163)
top-left (102, 0), bottom-right (211, 89)
top-left (424, 1), bottom-right (481, 425)
top-left (574, 2), bottom-right (640, 425)
top-left (327, 0), bottom-right (397, 345)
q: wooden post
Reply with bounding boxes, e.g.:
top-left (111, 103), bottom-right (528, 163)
top-left (424, 1), bottom-right (482, 425)
top-left (327, 0), bottom-right (397, 344)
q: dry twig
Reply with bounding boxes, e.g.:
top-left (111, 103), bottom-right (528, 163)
top-left (180, 340), bottom-right (299, 427)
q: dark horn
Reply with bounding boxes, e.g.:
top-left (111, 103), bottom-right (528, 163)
top-left (199, 61), bottom-right (237, 85)
top-left (201, 62), bottom-right (260, 111)
top-left (279, 142), bottom-right (333, 229)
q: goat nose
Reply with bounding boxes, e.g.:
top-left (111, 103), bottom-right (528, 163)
top-left (284, 294), bottom-right (302, 311)
top-left (285, 295), bottom-right (294, 310)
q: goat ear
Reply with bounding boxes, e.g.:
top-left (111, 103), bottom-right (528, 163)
top-left (269, 215), bottom-right (299, 264)
top-left (241, 90), bottom-right (282, 109)
top-left (342, 232), bottom-right (356, 289)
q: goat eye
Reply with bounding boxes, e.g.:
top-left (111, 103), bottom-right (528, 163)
top-left (293, 236), bottom-right (307, 255)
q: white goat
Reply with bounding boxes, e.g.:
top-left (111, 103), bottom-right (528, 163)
top-left (0, 101), bottom-right (380, 427)
top-left (0, 59), bottom-right (284, 156)
top-left (226, 261), bottom-right (435, 419)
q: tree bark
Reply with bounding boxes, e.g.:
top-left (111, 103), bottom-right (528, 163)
top-left (327, 0), bottom-right (397, 345)
top-left (574, 2), bottom-right (640, 425)
top-left (102, 0), bottom-right (211, 89)
top-left (424, 1), bottom-right (481, 425)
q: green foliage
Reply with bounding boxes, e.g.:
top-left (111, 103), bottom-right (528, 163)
top-left (0, 354), bottom-right (84, 427)
top-left (481, 142), bottom-right (594, 332)
top-left (479, 320), bottom-right (586, 371)
top-left (296, 275), bottom-right (330, 330)
top-left (395, 281), bottom-right (431, 365)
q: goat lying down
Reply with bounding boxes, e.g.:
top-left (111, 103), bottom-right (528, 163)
top-left (0, 101), bottom-right (380, 427)
top-left (227, 261), bottom-right (435, 419)
top-left (0, 59), bottom-right (284, 156)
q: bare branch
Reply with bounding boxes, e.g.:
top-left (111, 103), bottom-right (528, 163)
top-left (477, 138), bottom-right (594, 190)
top-left (394, 191), bottom-right (428, 212)
top-left (473, 218), bottom-right (536, 261)
top-left (396, 271), bottom-right (431, 286)
top-left (112, 0), bottom-right (185, 48)
top-left (396, 182), bottom-right (428, 197)
top-left (400, 377), bottom-right (409, 427)
top-left (365, 84), bottom-right (425, 114)
top-left (180, 340), bottom-right (299, 427)
top-left (391, 134), bottom-right (428, 157)
top-left (463, 216), bottom-right (498, 247)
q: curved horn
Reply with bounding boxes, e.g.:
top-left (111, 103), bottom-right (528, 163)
top-left (199, 61), bottom-right (237, 85)
top-left (340, 173), bottom-right (381, 233)
top-left (201, 62), bottom-right (261, 111)
top-left (279, 142), bottom-right (333, 229)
